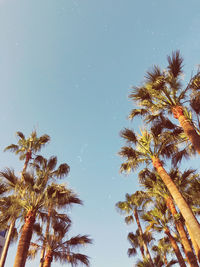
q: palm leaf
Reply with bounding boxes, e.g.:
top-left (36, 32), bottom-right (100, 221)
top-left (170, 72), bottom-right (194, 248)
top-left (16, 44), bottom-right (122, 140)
top-left (167, 50), bottom-right (183, 78)
top-left (120, 128), bottom-right (137, 144)
top-left (127, 247), bottom-right (137, 257)
top-left (16, 131), bottom-right (25, 140)
top-left (4, 144), bottom-right (19, 153)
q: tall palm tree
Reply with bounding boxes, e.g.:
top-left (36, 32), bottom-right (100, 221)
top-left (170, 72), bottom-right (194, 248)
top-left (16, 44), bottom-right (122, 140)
top-left (0, 169), bottom-right (80, 267)
top-left (128, 51), bottom-right (200, 154)
top-left (29, 221), bottom-right (92, 267)
top-left (116, 192), bottom-right (154, 266)
top-left (119, 127), bottom-right (200, 247)
top-left (0, 195), bottom-right (20, 267)
top-left (1, 131), bottom-right (50, 267)
top-left (138, 168), bottom-right (199, 266)
top-left (142, 202), bottom-right (186, 267)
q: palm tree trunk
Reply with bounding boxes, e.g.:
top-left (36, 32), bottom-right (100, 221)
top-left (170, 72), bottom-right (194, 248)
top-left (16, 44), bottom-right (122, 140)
top-left (39, 205), bottom-right (52, 267)
top-left (139, 246), bottom-right (145, 260)
top-left (166, 197), bottom-right (199, 266)
top-left (13, 210), bottom-right (36, 267)
top-left (163, 253), bottom-right (168, 266)
top-left (164, 227), bottom-right (186, 267)
top-left (133, 208), bottom-right (154, 266)
top-left (152, 157), bottom-right (200, 248)
top-left (172, 105), bottom-right (200, 154)
top-left (0, 219), bottom-right (15, 267)
top-left (22, 150), bottom-right (32, 177)
top-left (43, 251), bottom-right (53, 267)
top-left (186, 222), bottom-right (200, 263)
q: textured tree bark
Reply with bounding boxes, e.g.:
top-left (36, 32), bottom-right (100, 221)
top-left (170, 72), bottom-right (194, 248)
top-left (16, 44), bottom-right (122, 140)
top-left (165, 227), bottom-right (186, 267)
top-left (152, 157), bottom-right (200, 249)
top-left (13, 210), bottom-right (36, 267)
top-left (0, 219), bottom-right (15, 267)
top-left (186, 222), bottom-right (200, 263)
top-left (43, 251), bottom-right (53, 267)
top-left (139, 246), bottom-right (145, 260)
top-left (166, 197), bottom-right (199, 267)
top-left (133, 208), bottom-right (154, 266)
top-left (172, 105), bottom-right (200, 155)
top-left (39, 205), bottom-right (52, 267)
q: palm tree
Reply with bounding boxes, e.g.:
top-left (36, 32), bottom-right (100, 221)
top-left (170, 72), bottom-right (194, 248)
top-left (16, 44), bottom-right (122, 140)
top-left (142, 202), bottom-right (186, 267)
top-left (4, 131), bottom-right (50, 176)
top-left (151, 237), bottom-right (175, 266)
top-left (29, 221), bottom-right (92, 267)
top-left (0, 195), bottom-right (20, 267)
top-left (0, 169), bottom-right (80, 267)
top-left (128, 51), bottom-right (200, 154)
top-left (119, 127), bottom-right (200, 248)
top-left (30, 155), bottom-right (70, 267)
top-left (127, 230), bottom-right (153, 263)
top-left (39, 182), bottom-right (82, 267)
top-left (138, 168), bottom-right (199, 266)
top-left (116, 192), bottom-right (154, 265)
top-left (0, 169), bottom-right (24, 267)
top-left (1, 131), bottom-right (50, 267)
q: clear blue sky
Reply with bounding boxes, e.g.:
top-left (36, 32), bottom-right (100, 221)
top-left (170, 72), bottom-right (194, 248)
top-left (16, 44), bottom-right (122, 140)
top-left (1, 0), bottom-right (200, 266)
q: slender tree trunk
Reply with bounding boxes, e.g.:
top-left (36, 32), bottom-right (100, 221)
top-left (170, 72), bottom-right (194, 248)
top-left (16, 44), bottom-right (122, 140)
top-left (0, 219), bottom-right (15, 267)
top-left (43, 251), bottom-right (52, 267)
top-left (163, 253), bottom-right (168, 266)
top-left (133, 208), bottom-right (154, 266)
top-left (39, 205), bottom-right (52, 267)
top-left (13, 210), bottom-right (36, 267)
top-left (165, 227), bottom-right (186, 267)
top-left (172, 105), bottom-right (200, 155)
top-left (166, 197), bottom-right (199, 266)
top-left (22, 150), bottom-right (32, 178)
top-left (0, 152), bottom-right (32, 266)
top-left (152, 157), bottom-right (200, 249)
top-left (186, 222), bottom-right (200, 263)
top-left (139, 246), bottom-right (145, 260)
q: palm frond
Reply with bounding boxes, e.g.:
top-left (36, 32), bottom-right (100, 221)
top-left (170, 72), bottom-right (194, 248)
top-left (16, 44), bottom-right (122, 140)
top-left (64, 235), bottom-right (92, 248)
top-left (167, 50), bottom-right (183, 78)
top-left (4, 144), bottom-right (19, 153)
top-left (61, 253), bottom-right (90, 266)
top-left (127, 247), bottom-right (137, 257)
top-left (125, 215), bottom-right (134, 225)
top-left (47, 156), bottom-right (57, 171)
top-left (129, 108), bottom-right (149, 120)
top-left (190, 92), bottom-right (200, 114)
top-left (56, 163), bottom-right (70, 178)
top-left (39, 134), bottom-right (50, 145)
top-left (0, 168), bottom-right (18, 185)
top-left (129, 87), bottom-right (152, 102)
top-left (172, 149), bottom-right (190, 166)
top-left (145, 65), bottom-right (163, 83)
top-left (120, 128), bottom-right (137, 144)
top-left (16, 131), bottom-right (25, 140)
top-left (119, 146), bottom-right (137, 159)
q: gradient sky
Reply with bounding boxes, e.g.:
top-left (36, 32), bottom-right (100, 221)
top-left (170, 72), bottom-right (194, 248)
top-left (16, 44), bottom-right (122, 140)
top-left (1, 1), bottom-right (200, 266)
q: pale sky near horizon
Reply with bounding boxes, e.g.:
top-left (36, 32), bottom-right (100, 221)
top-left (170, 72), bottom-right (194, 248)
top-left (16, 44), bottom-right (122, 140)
top-left (1, 1), bottom-right (200, 266)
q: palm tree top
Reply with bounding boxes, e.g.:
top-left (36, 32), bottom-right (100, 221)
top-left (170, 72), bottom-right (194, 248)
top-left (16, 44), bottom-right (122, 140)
top-left (4, 131), bottom-right (50, 160)
top-left (119, 127), bottom-right (179, 173)
top-left (128, 51), bottom-right (200, 122)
